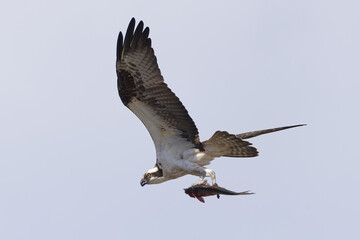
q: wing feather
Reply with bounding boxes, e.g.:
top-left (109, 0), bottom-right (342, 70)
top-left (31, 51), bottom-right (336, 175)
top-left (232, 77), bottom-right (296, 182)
top-left (236, 124), bottom-right (306, 139)
top-left (116, 18), bottom-right (202, 151)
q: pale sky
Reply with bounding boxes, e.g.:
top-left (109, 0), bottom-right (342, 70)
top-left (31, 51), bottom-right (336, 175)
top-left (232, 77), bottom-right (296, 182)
top-left (1, 0), bottom-right (359, 239)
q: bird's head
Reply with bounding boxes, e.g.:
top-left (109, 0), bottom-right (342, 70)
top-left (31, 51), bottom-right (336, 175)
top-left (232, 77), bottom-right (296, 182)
top-left (140, 164), bottom-right (165, 186)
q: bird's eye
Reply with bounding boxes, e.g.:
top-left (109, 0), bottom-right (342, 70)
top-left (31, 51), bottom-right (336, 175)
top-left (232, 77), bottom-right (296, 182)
top-left (146, 173), bottom-right (151, 178)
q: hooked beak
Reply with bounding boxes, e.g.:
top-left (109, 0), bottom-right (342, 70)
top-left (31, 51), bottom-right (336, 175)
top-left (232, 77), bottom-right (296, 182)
top-left (140, 178), bottom-right (148, 187)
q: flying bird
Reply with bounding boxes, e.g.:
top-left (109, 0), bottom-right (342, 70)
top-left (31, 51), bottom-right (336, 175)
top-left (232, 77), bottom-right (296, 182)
top-left (116, 18), bottom-right (304, 187)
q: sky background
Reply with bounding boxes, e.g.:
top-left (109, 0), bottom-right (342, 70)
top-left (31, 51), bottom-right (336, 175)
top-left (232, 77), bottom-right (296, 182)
top-left (1, 0), bottom-right (359, 239)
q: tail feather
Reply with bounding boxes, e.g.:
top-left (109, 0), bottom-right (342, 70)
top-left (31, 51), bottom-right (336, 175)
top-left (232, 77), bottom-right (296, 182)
top-left (203, 124), bottom-right (305, 158)
top-left (237, 124), bottom-right (306, 139)
top-left (202, 131), bottom-right (258, 158)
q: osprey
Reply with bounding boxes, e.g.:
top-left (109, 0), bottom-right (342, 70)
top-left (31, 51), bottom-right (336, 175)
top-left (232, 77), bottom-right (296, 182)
top-left (116, 18), bottom-right (304, 187)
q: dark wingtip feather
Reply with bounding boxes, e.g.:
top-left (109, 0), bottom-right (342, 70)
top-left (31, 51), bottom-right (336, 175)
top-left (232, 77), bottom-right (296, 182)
top-left (123, 18), bottom-right (136, 54)
top-left (118, 18), bottom-right (152, 59)
top-left (237, 124), bottom-right (306, 140)
top-left (147, 38), bottom-right (152, 47)
top-left (142, 27), bottom-right (150, 40)
top-left (116, 32), bottom-right (123, 60)
top-left (131, 20), bottom-right (144, 48)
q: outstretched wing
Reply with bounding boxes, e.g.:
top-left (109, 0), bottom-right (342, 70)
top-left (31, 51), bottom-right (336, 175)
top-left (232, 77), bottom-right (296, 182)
top-left (116, 18), bottom-right (202, 152)
top-left (236, 124), bottom-right (306, 139)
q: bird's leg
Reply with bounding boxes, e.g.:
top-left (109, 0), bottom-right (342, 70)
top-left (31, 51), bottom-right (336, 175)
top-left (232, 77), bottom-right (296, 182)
top-left (175, 160), bottom-right (218, 186)
top-left (195, 177), bottom-right (208, 186)
top-left (205, 168), bottom-right (217, 187)
top-left (194, 168), bottom-right (217, 186)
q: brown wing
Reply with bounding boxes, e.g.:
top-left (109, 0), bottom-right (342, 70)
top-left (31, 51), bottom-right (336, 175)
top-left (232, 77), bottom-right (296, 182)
top-left (236, 124), bottom-right (306, 139)
top-left (116, 18), bottom-right (202, 150)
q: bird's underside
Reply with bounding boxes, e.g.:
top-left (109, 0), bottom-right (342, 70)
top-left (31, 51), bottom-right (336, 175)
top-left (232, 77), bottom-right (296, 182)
top-left (116, 18), bottom-right (305, 187)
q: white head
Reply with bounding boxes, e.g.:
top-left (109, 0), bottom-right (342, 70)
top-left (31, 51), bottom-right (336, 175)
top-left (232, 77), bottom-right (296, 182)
top-left (140, 164), bottom-right (166, 186)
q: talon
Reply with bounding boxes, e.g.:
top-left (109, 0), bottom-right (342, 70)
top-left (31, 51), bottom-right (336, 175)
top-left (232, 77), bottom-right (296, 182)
top-left (194, 178), bottom-right (208, 186)
top-left (200, 180), bottom-right (208, 185)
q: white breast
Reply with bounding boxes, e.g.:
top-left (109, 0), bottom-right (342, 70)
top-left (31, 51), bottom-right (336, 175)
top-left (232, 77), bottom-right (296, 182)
top-left (128, 99), bottom-right (198, 178)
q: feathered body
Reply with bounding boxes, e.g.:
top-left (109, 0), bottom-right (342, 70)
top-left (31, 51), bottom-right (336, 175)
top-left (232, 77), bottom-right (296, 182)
top-left (116, 18), bottom-right (304, 186)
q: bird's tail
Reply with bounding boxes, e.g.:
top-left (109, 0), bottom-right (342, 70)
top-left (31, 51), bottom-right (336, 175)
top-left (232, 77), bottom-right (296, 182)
top-left (202, 131), bottom-right (258, 158)
top-left (202, 124), bottom-right (305, 158)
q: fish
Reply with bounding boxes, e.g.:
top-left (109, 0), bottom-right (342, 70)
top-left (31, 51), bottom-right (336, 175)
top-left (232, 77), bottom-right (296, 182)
top-left (184, 184), bottom-right (254, 203)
